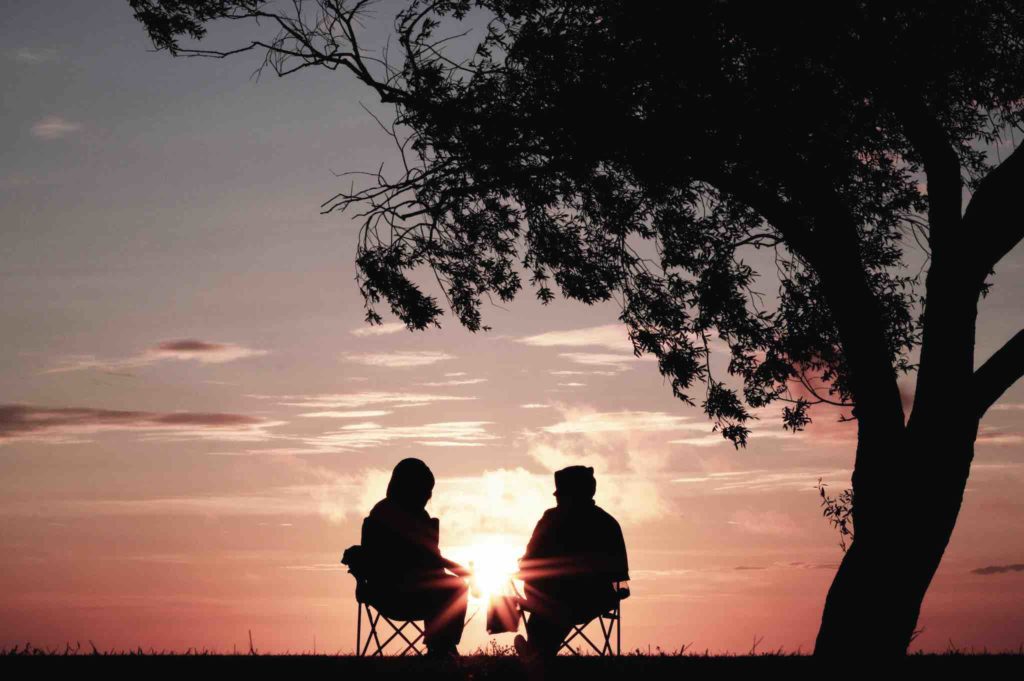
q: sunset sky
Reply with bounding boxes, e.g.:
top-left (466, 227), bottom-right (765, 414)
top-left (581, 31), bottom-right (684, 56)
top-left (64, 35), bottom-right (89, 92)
top-left (2, 1), bottom-right (1023, 654)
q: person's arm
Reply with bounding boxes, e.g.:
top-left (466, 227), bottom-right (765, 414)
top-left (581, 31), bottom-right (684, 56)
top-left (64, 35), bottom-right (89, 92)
top-left (440, 556), bottom-right (471, 577)
top-left (610, 518), bottom-right (630, 582)
top-left (426, 515), bottom-right (470, 577)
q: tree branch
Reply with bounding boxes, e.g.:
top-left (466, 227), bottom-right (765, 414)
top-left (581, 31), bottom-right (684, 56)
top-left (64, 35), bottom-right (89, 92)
top-left (885, 94), bottom-right (963, 246)
top-left (974, 328), bottom-right (1024, 419)
top-left (962, 143), bottom-right (1024, 278)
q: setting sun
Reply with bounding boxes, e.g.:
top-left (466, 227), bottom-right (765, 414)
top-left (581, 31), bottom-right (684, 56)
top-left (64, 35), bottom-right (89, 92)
top-left (450, 536), bottom-right (525, 602)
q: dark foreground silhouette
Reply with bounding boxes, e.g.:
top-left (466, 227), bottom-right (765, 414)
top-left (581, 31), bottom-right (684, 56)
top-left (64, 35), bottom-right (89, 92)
top-left (4, 648), bottom-right (1023, 679)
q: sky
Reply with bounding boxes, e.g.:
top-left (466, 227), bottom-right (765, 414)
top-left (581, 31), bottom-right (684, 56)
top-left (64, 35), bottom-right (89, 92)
top-left (1, 1), bottom-right (1023, 655)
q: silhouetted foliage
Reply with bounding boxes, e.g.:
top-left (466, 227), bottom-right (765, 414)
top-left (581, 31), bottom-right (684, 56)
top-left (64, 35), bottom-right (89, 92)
top-left (817, 479), bottom-right (855, 553)
top-left (130, 0), bottom-right (1024, 655)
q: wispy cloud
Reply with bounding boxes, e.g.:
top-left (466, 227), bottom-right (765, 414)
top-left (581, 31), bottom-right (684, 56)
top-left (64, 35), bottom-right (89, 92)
top-left (971, 564), bottom-right (1024, 575)
top-left (990, 403), bottom-right (1024, 411)
top-left (975, 425), bottom-right (1024, 446)
top-left (0, 404), bottom-right (281, 445)
top-left (518, 324), bottom-right (630, 351)
top-left (518, 325), bottom-right (647, 371)
top-left (419, 377), bottom-right (488, 387)
top-left (3, 492), bottom-right (319, 518)
top-left (350, 322), bottom-right (407, 337)
top-left (558, 352), bottom-right (649, 369)
top-left (298, 410), bottom-right (392, 419)
top-left (541, 409), bottom-right (703, 435)
top-left (727, 509), bottom-right (800, 536)
top-left (46, 339), bottom-right (268, 374)
top-left (151, 339), bottom-right (266, 362)
top-left (667, 434), bottom-right (734, 448)
top-left (30, 116), bottom-right (81, 140)
top-left (305, 420), bottom-right (498, 450)
top-left (669, 429), bottom-right (800, 448)
top-left (521, 403), bottom-right (550, 409)
top-left (12, 47), bottom-right (58, 64)
top-left (343, 351), bottom-right (454, 368)
top-left (268, 391), bottom-right (475, 409)
top-left (671, 468), bottom-right (850, 494)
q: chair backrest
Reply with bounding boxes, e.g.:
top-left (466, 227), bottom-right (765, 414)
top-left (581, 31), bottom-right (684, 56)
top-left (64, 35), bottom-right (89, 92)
top-left (349, 513), bottom-right (443, 616)
top-left (341, 544), bottom-right (369, 580)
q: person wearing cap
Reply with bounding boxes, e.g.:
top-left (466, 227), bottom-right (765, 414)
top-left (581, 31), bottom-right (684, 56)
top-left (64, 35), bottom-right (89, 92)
top-left (358, 458), bottom-right (470, 658)
top-left (515, 465), bottom-right (630, 659)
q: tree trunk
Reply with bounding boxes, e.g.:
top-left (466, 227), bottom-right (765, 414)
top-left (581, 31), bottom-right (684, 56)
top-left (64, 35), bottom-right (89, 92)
top-left (814, 428), bottom-right (976, 655)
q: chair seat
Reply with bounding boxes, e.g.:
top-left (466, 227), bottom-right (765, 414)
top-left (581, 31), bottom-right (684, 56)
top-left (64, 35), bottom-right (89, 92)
top-left (518, 595), bottom-right (621, 625)
top-left (357, 588), bottom-right (429, 622)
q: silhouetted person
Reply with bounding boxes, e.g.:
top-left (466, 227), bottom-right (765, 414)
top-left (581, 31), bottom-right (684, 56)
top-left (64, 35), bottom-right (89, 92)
top-left (515, 466), bottom-right (629, 659)
top-left (358, 458), bottom-right (469, 658)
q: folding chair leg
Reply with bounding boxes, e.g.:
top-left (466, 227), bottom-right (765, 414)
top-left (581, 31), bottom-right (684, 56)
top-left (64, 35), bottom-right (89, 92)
top-left (356, 602), bottom-right (363, 656)
top-left (575, 627), bottom-right (603, 655)
top-left (599, 616), bottom-right (612, 656)
top-left (370, 612), bottom-right (385, 656)
top-left (563, 623), bottom-right (603, 655)
top-left (390, 619), bottom-right (424, 657)
top-left (356, 603), bottom-right (426, 657)
top-left (378, 616), bottom-right (424, 656)
top-left (561, 625), bottom-right (583, 655)
top-left (610, 606), bottom-right (618, 655)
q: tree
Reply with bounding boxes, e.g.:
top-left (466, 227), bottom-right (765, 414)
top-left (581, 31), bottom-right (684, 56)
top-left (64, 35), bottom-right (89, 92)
top-left (129, 0), bottom-right (1024, 655)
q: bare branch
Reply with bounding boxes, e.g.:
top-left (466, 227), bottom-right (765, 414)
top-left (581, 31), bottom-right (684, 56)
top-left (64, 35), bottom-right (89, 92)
top-left (974, 328), bottom-right (1024, 419)
top-left (963, 143), bottom-right (1024, 278)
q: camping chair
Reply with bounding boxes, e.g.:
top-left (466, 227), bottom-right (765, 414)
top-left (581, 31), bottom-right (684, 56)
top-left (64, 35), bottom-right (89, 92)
top-left (341, 516), bottom-right (441, 657)
top-left (520, 582), bottom-right (629, 656)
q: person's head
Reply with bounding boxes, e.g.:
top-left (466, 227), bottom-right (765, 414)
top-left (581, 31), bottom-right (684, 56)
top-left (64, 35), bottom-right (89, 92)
top-left (386, 457), bottom-right (435, 510)
top-left (553, 465), bottom-right (596, 506)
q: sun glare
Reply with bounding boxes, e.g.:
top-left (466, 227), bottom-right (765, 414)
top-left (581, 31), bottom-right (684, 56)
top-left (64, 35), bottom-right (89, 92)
top-left (450, 536), bottom-right (524, 602)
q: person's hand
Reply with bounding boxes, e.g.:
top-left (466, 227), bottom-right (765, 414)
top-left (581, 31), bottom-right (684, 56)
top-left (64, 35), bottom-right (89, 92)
top-left (450, 564), bottom-right (472, 578)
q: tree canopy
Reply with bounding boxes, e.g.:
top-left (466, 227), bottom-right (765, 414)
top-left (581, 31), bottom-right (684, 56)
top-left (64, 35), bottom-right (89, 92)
top-left (130, 0), bottom-right (1024, 448)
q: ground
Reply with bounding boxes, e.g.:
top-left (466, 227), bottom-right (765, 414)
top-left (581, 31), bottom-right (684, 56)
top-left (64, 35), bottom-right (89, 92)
top-left (2, 652), bottom-right (1023, 678)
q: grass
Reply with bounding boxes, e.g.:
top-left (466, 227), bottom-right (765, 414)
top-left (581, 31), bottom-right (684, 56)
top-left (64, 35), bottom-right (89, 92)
top-left (3, 642), bottom-right (1023, 678)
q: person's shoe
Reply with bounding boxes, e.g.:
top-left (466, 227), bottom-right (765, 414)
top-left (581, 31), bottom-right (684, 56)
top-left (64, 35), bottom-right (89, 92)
top-left (425, 644), bottom-right (458, 660)
top-left (514, 634), bottom-right (537, 661)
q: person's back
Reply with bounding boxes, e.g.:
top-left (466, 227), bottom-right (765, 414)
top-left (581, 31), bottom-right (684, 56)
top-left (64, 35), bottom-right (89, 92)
top-left (362, 496), bottom-right (442, 583)
top-left (517, 466), bottom-right (629, 659)
top-left (522, 502), bottom-right (627, 610)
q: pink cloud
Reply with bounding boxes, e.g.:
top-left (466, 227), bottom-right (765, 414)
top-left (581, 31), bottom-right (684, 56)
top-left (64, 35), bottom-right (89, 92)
top-left (0, 404), bottom-right (279, 445)
top-left (46, 339), bottom-right (267, 374)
